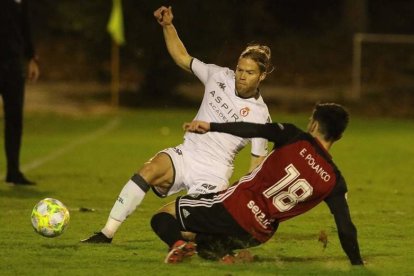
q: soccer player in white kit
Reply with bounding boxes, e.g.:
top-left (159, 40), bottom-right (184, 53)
top-left (82, 6), bottom-right (274, 243)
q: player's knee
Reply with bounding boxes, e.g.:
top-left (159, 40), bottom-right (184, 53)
top-left (151, 212), bottom-right (173, 233)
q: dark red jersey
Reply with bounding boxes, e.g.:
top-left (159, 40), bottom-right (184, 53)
top-left (183, 121), bottom-right (363, 265)
top-left (211, 122), bottom-right (345, 243)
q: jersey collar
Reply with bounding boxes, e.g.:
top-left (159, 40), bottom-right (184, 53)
top-left (313, 137), bottom-right (332, 160)
top-left (235, 88), bottom-right (261, 100)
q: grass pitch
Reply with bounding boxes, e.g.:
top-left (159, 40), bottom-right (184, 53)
top-left (0, 109), bottom-right (413, 275)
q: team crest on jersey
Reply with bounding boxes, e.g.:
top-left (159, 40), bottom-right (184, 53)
top-left (216, 82), bottom-right (226, 91)
top-left (240, 107), bottom-right (250, 117)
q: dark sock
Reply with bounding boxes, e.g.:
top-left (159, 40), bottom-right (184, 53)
top-left (151, 212), bottom-right (182, 248)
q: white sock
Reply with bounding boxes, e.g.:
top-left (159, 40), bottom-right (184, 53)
top-left (101, 218), bottom-right (121, 238)
top-left (102, 179), bottom-right (148, 238)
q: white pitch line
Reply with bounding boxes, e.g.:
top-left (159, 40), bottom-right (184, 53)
top-left (20, 117), bottom-right (121, 173)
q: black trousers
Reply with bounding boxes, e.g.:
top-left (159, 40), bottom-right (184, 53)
top-left (0, 59), bottom-right (25, 177)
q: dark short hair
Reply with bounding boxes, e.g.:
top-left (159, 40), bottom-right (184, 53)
top-left (312, 103), bottom-right (349, 141)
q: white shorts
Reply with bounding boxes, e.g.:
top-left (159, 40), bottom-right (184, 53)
top-left (154, 144), bottom-right (231, 197)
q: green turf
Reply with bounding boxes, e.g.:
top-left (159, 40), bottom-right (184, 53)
top-left (0, 109), bottom-right (413, 275)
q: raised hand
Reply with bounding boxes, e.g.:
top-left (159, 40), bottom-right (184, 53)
top-left (154, 6), bottom-right (173, 26)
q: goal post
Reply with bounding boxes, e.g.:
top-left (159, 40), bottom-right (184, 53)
top-left (350, 33), bottom-right (414, 100)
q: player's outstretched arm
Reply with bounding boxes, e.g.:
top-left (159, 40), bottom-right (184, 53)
top-left (325, 194), bottom-right (364, 265)
top-left (185, 121), bottom-right (290, 143)
top-left (154, 6), bottom-right (192, 72)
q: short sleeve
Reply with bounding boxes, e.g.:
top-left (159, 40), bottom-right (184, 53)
top-left (251, 137), bottom-right (268, 156)
top-left (191, 58), bottom-right (224, 84)
top-left (250, 115), bottom-right (271, 157)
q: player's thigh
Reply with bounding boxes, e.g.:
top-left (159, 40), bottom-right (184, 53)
top-left (139, 152), bottom-right (174, 186)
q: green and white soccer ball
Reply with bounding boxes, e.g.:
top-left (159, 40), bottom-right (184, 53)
top-left (31, 198), bottom-right (70, 238)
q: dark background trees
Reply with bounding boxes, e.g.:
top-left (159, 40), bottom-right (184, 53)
top-left (29, 0), bottom-right (414, 106)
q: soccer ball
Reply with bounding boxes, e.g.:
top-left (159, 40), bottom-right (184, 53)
top-left (31, 198), bottom-right (70, 238)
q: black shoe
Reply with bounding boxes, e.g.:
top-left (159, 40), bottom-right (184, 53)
top-left (6, 173), bottom-right (36, 186)
top-left (81, 232), bottom-right (112, 243)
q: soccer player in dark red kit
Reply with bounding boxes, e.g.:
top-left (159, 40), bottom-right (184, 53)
top-left (151, 103), bottom-right (363, 265)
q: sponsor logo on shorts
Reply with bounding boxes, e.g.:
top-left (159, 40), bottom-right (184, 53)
top-left (182, 208), bottom-right (191, 218)
top-left (194, 184), bottom-right (217, 194)
top-left (201, 183), bottom-right (217, 191)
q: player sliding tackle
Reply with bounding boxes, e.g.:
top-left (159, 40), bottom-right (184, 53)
top-left (151, 103), bottom-right (364, 265)
top-left (82, 6), bottom-right (273, 243)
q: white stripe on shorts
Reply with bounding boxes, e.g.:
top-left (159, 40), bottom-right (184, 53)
top-left (179, 186), bottom-right (237, 208)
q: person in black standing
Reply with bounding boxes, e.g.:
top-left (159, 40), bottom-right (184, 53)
top-left (0, 0), bottom-right (39, 185)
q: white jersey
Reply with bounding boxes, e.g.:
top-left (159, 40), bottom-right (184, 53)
top-left (183, 58), bottom-right (271, 178)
